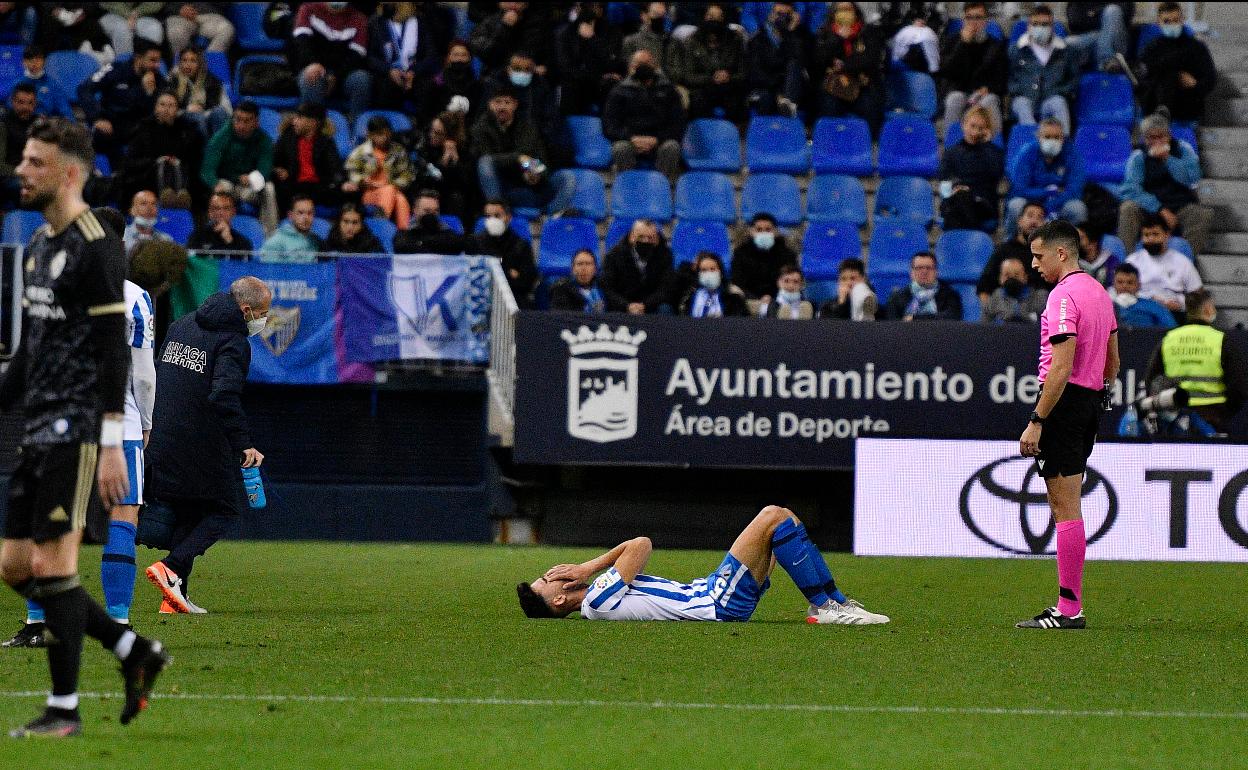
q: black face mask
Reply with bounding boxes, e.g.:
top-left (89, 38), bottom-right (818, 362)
top-left (1002, 278), bottom-right (1026, 298)
top-left (445, 62), bottom-right (473, 80)
top-left (633, 63), bottom-right (656, 82)
top-left (1143, 241), bottom-right (1166, 256)
top-left (419, 213), bottom-right (442, 232)
top-left (700, 19), bottom-right (727, 37)
top-left (649, 17), bottom-right (666, 34)
top-left (634, 242), bottom-right (656, 261)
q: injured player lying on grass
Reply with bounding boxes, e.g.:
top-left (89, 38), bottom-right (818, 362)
top-left (518, 506), bottom-right (889, 624)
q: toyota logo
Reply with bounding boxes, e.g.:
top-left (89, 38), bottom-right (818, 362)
top-left (959, 458), bottom-right (1118, 555)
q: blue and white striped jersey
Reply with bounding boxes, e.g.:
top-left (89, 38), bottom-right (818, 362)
top-left (122, 280), bottom-right (155, 441)
top-left (580, 568), bottom-right (719, 621)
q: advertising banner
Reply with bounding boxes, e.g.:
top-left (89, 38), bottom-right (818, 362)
top-left (854, 438), bottom-right (1248, 562)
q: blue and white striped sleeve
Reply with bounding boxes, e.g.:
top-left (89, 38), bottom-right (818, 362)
top-left (581, 568), bottom-right (628, 618)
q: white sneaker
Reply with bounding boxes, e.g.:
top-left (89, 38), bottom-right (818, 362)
top-left (806, 598), bottom-right (890, 625)
top-left (184, 597), bottom-right (208, 615)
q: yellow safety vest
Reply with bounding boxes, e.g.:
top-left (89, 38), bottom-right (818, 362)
top-left (1161, 323), bottom-right (1226, 406)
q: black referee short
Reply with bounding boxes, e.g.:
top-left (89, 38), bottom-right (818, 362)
top-left (1036, 384), bottom-right (1103, 479)
top-left (5, 442), bottom-right (108, 545)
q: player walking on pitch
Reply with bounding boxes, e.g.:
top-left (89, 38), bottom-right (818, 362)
top-left (0, 117), bottom-right (169, 737)
top-left (1017, 221), bottom-right (1119, 630)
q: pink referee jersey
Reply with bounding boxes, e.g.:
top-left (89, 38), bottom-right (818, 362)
top-left (1038, 271), bottom-right (1117, 388)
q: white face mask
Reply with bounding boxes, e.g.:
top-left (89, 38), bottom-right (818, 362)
top-left (508, 70), bottom-right (533, 88)
top-left (1029, 24), bottom-right (1053, 45)
top-left (484, 216), bottom-right (507, 237)
top-left (1112, 290), bottom-right (1138, 308)
top-left (1039, 138), bottom-right (1063, 157)
top-left (1160, 23), bottom-right (1183, 38)
top-left (778, 289), bottom-right (802, 304)
top-left (699, 271), bottom-right (722, 290)
top-left (246, 312), bottom-right (267, 337)
top-left (752, 231), bottom-right (775, 250)
top-left (133, 215), bottom-right (156, 229)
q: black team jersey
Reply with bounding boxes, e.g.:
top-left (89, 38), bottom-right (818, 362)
top-left (9, 209), bottom-right (126, 446)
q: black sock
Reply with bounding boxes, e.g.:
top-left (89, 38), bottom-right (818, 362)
top-left (83, 594), bottom-right (125, 651)
top-left (46, 706), bottom-right (79, 720)
top-left (32, 577), bottom-right (87, 698)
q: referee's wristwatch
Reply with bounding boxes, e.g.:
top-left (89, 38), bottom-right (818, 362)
top-left (1028, 411), bottom-right (1046, 426)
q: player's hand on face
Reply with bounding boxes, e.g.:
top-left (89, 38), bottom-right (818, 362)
top-left (97, 446), bottom-right (129, 508)
top-left (1019, 422), bottom-right (1042, 457)
top-left (544, 563), bottom-right (589, 583)
top-left (241, 447), bottom-right (265, 468)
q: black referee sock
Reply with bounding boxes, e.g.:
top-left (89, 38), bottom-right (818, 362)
top-left (30, 577), bottom-right (87, 698)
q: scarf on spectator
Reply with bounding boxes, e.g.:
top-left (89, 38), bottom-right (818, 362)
top-left (691, 288), bottom-right (723, 318)
top-left (578, 283), bottom-right (604, 313)
top-left (905, 281), bottom-right (938, 317)
top-left (172, 68), bottom-right (209, 109)
top-left (836, 21), bottom-right (862, 58)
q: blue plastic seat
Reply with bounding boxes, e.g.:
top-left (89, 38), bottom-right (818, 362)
top-left (1171, 122), bottom-right (1198, 155)
top-left (874, 176), bottom-right (933, 223)
top-left (957, 284), bottom-right (981, 322)
top-left (473, 215), bottom-right (532, 242)
top-left (353, 110), bottom-right (412, 142)
top-left (884, 71), bottom-right (937, 119)
top-left (2, 210), bottom-right (45, 244)
top-left (604, 218), bottom-right (634, 249)
top-left (232, 3), bottom-right (287, 51)
top-left (46, 51), bottom-right (99, 97)
top-left (812, 117), bottom-right (873, 176)
top-left (1073, 124), bottom-right (1132, 183)
top-left (944, 121), bottom-right (1004, 148)
top-left (1005, 125), bottom-right (1033, 173)
top-left (567, 168), bottom-right (608, 221)
top-left (1076, 74), bottom-right (1136, 128)
top-left (233, 54), bottom-right (299, 109)
top-left (674, 172), bottom-right (737, 223)
top-left (538, 217), bottom-right (599, 278)
top-left (1101, 234), bottom-right (1127, 263)
top-left (943, 18), bottom-right (1005, 40)
top-left (365, 217), bottom-right (396, 252)
top-left (800, 222), bottom-right (862, 281)
top-left (935, 229), bottom-right (994, 283)
top-left (326, 109), bottom-right (353, 158)
top-left (204, 51), bottom-right (230, 87)
top-left (670, 219), bottom-right (732, 267)
top-left (439, 215), bottom-right (464, 234)
top-left (868, 222), bottom-right (930, 278)
top-left (683, 119), bottom-right (741, 172)
top-left (877, 115), bottom-right (939, 177)
top-left (745, 116), bottom-right (810, 174)
top-left (258, 107), bottom-right (283, 142)
top-left (310, 217), bottom-right (332, 240)
top-left (806, 175), bottom-right (867, 226)
top-left (566, 115), bottom-right (612, 169)
top-left (741, 173), bottom-right (802, 226)
top-left (229, 215), bottom-right (267, 251)
top-left (0, 45), bottom-right (22, 100)
top-left (155, 209), bottom-right (193, 243)
top-left (94, 154), bottom-right (112, 176)
top-left (611, 170), bottom-right (672, 222)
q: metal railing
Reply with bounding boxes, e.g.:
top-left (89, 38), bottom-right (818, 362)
top-left (485, 258), bottom-right (519, 447)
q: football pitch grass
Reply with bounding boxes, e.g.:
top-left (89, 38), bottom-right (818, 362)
top-left (1, 541), bottom-right (1246, 769)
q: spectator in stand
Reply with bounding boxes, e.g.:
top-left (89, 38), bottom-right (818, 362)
top-left (883, 251), bottom-right (962, 321)
top-left (343, 114), bottom-right (416, 230)
top-left (818, 257), bottom-right (878, 320)
top-left (550, 249), bottom-right (607, 313)
top-left (414, 110), bottom-right (475, 220)
top-left (261, 195), bottom-right (323, 263)
top-left (39, 4), bottom-right (114, 63)
top-left (14, 45), bottom-right (74, 118)
top-left (164, 3), bottom-right (233, 54)
top-left (471, 83), bottom-right (576, 217)
top-left (1138, 3), bottom-right (1216, 125)
top-left (666, 3), bottom-right (746, 122)
top-left (99, 3), bottom-right (163, 57)
top-left (1063, 2), bottom-right (1131, 72)
top-left (421, 40), bottom-right (484, 125)
top-left (292, 2), bottom-right (373, 122)
top-left (601, 219), bottom-right (675, 314)
top-left (186, 191), bottom-right (253, 256)
top-left (1109, 262), bottom-right (1176, 329)
top-left (273, 103), bottom-right (343, 215)
top-left (603, 50), bottom-right (685, 184)
top-left (1077, 223), bottom-right (1121, 287)
top-left (938, 105), bottom-right (1004, 232)
top-left (1008, 4), bottom-right (1078, 135)
top-left (939, 2), bottom-right (1006, 136)
top-left (811, 2), bottom-right (886, 133)
top-left (78, 38), bottom-right (166, 162)
top-left (325, 202), bottom-right (383, 254)
top-left (745, 1), bottom-right (809, 117)
top-left (0, 3), bottom-right (37, 46)
top-left (1118, 113), bottom-right (1212, 256)
top-left (978, 201), bottom-right (1048, 303)
top-left (201, 101), bottom-right (278, 233)
top-left (757, 264), bottom-right (813, 319)
top-left (680, 252), bottom-right (749, 318)
top-left (623, 2), bottom-right (670, 63)
top-left (1125, 212), bottom-right (1203, 321)
top-left (0, 83), bottom-right (36, 207)
top-left (983, 256), bottom-right (1048, 324)
top-left (120, 90), bottom-right (201, 208)
top-left (367, 2), bottom-right (446, 112)
top-left (888, 9), bottom-right (939, 74)
top-left (123, 189), bottom-right (173, 256)
top-left (481, 51), bottom-right (565, 166)
top-left (556, 3), bottom-right (624, 116)
top-left (472, 198), bottom-right (538, 306)
top-left (470, 2), bottom-right (549, 77)
top-left (392, 189), bottom-right (470, 255)
top-left (168, 45), bottom-right (231, 140)
top-left (730, 213), bottom-right (798, 300)
top-left (1005, 118), bottom-right (1087, 235)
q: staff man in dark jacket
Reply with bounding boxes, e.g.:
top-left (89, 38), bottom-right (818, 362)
top-left (142, 277), bottom-right (270, 614)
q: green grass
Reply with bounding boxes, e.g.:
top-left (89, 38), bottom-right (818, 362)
top-left (2, 542), bottom-right (1247, 768)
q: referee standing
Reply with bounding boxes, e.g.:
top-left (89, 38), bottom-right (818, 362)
top-left (1017, 221), bottom-right (1119, 630)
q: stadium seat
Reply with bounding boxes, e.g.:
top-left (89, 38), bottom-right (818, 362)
top-left (2, 209), bottom-right (44, 244)
top-left (741, 173), bottom-right (802, 226)
top-left (1073, 124), bottom-right (1131, 183)
top-left (1101, 234), bottom-right (1127, 263)
top-left (745, 116), bottom-right (810, 174)
top-left (1136, 23), bottom-right (1192, 57)
top-left (230, 215), bottom-right (267, 251)
top-left (800, 222), bottom-right (862, 281)
top-left (94, 153), bottom-right (111, 176)
top-left (473, 215), bottom-right (532, 242)
top-left (957, 284), bottom-right (982, 322)
top-left (1076, 74), bottom-right (1136, 128)
top-left (868, 221), bottom-right (930, 277)
top-left (0, 45), bottom-right (22, 100)
top-left (566, 116), bottom-right (612, 169)
top-left (874, 176), bottom-right (933, 223)
top-left (935, 230), bottom-right (994, 283)
top-left (567, 168), bottom-right (608, 221)
top-left (812, 117), bottom-right (873, 176)
top-left (233, 54), bottom-right (300, 109)
top-left (877, 115), bottom-right (939, 178)
top-left (670, 219), bottom-right (732, 267)
top-left (440, 215), bottom-right (464, 234)
top-left (674, 172), bottom-right (737, 223)
top-left (365, 217), bottom-right (396, 251)
top-left (944, 121), bottom-right (1004, 148)
top-left (46, 50), bottom-right (99, 96)
top-left (604, 217), bottom-right (634, 249)
top-left (538, 217), bottom-right (598, 278)
top-left (232, 3), bottom-right (287, 51)
top-left (1008, 19), bottom-right (1067, 46)
top-left (1005, 125), bottom-right (1033, 172)
top-left (326, 110), bottom-right (353, 158)
top-left (204, 51), bottom-right (230, 87)
top-left (682, 119), bottom-right (741, 172)
top-left (806, 174), bottom-right (867, 226)
top-left (311, 217), bottom-right (332, 240)
top-left (258, 107), bottom-right (283, 142)
top-left (155, 209), bottom-right (193, 242)
top-left (353, 110), bottom-right (412, 142)
top-left (1172, 122), bottom-right (1198, 155)
top-left (611, 170), bottom-right (672, 222)
top-left (884, 71), bottom-right (937, 119)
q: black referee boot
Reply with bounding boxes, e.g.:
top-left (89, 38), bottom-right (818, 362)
top-left (1, 622), bottom-right (48, 648)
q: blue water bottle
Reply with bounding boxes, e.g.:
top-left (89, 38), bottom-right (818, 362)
top-left (241, 466), bottom-right (267, 509)
top-left (1117, 404), bottom-right (1140, 437)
